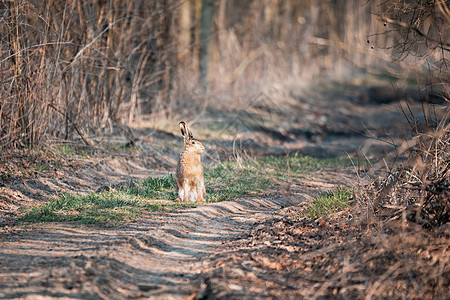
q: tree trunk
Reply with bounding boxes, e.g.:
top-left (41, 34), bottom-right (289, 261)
top-left (178, 0), bottom-right (191, 61)
top-left (198, 0), bottom-right (215, 93)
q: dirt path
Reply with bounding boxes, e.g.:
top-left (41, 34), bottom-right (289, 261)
top-left (2, 165), bottom-right (447, 300)
top-left (0, 188), bottom-right (308, 299)
top-left (2, 84), bottom-right (446, 299)
top-left (0, 150), bottom-right (360, 299)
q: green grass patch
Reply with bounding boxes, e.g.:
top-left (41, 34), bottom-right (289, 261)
top-left (22, 191), bottom-right (144, 224)
top-left (258, 154), bottom-right (355, 177)
top-left (205, 161), bottom-right (273, 202)
top-left (56, 145), bottom-right (74, 156)
top-left (21, 175), bottom-right (180, 224)
top-left (22, 154), bottom-right (357, 224)
top-left (307, 186), bottom-right (353, 219)
top-left (206, 154), bottom-right (356, 202)
top-left (127, 176), bottom-right (177, 200)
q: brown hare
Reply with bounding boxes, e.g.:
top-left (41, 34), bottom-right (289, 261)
top-left (176, 121), bottom-right (206, 202)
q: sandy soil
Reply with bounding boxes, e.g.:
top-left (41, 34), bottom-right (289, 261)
top-left (0, 167), bottom-right (357, 299)
top-left (1, 83), bottom-right (448, 299)
top-left (1, 165), bottom-right (447, 299)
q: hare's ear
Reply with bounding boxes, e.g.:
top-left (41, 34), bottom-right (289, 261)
top-left (186, 125), bottom-right (193, 140)
top-left (179, 121), bottom-right (192, 142)
top-left (180, 121), bottom-right (193, 140)
top-left (179, 121), bottom-right (187, 137)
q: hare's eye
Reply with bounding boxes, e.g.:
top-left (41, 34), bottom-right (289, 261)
top-left (192, 141), bottom-right (196, 144)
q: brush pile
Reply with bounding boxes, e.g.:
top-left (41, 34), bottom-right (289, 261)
top-left (361, 116), bottom-right (449, 229)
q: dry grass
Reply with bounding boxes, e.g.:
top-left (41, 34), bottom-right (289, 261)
top-left (357, 109), bottom-right (450, 229)
top-left (312, 221), bottom-right (450, 299)
top-left (347, 104), bottom-right (450, 299)
top-left (2, 0), bottom-right (447, 150)
top-left (197, 200), bottom-right (449, 299)
top-left (1, 0), bottom-right (182, 148)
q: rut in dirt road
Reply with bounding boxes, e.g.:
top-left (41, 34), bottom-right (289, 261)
top-left (0, 195), bottom-right (301, 299)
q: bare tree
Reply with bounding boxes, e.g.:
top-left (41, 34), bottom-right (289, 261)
top-left (198, 0), bottom-right (215, 93)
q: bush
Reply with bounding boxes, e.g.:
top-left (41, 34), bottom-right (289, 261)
top-left (359, 120), bottom-right (449, 229)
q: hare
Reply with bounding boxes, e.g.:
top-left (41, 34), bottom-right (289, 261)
top-left (176, 121), bottom-right (206, 202)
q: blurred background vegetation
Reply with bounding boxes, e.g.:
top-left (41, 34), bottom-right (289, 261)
top-left (1, 0), bottom-right (448, 148)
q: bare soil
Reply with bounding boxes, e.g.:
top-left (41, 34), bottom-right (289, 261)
top-left (1, 165), bottom-right (447, 299)
top-left (1, 83), bottom-right (448, 299)
top-left (0, 167), bottom-right (357, 299)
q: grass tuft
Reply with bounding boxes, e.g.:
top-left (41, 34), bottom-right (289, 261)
top-left (307, 186), bottom-right (353, 219)
top-left (205, 161), bottom-right (272, 202)
top-left (56, 145), bottom-right (75, 156)
top-left (22, 175), bottom-right (178, 224)
top-left (128, 176), bottom-right (177, 200)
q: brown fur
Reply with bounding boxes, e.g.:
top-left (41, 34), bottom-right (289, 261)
top-left (176, 122), bottom-right (205, 202)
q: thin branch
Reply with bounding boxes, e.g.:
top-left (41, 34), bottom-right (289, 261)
top-left (61, 16), bottom-right (131, 73)
top-left (47, 104), bottom-right (90, 146)
top-left (1, 42), bottom-right (75, 64)
top-left (379, 15), bottom-right (450, 52)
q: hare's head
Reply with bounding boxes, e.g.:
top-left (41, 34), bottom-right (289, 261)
top-left (180, 121), bottom-right (205, 154)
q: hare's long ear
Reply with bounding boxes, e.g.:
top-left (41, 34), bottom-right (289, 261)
top-left (180, 121), bottom-right (193, 139)
top-left (180, 121), bottom-right (187, 139)
top-left (186, 125), bottom-right (193, 140)
top-left (179, 121), bottom-right (192, 143)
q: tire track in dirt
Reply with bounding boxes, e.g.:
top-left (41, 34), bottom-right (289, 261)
top-left (0, 195), bottom-right (302, 299)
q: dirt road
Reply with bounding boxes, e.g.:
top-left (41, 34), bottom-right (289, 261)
top-left (0, 191), bottom-right (304, 299)
top-left (1, 84), bottom-right (447, 299)
top-left (0, 162), bottom-right (358, 300)
top-left (2, 166), bottom-right (447, 300)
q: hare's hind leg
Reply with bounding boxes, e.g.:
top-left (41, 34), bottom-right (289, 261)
top-left (177, 178), bottom-right (189, 202)
top-left (196, 177), bottom-right (205, 203)
top-left (201, 180), bottom-right (206, 200)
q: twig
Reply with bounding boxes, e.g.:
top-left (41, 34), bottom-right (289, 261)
top-left (240, 263), bottom-right (299, 290)
top-left (379, 15), bottom-right (450, 52)
top-left (0, 42), bottom-right (75, 64)
top-left (47, 104), bottom-right (90, 146)
top-left (61, 16), bottom-right (131, 73)
top-left (381, 204), bottom-right (404, 210)
top-left (364, 262), bottom-right (402, 300)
